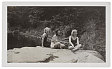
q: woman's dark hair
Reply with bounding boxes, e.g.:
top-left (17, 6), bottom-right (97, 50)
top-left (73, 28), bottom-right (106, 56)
top-left (55, 29), bottom-right (60, 36)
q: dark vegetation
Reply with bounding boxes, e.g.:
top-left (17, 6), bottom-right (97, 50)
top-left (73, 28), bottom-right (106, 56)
top-left (7, 6), bottom-right (106, 60)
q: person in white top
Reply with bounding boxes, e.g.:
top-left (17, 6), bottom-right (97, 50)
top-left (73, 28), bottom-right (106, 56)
top-left (68, 29), bottom-right (82, 52)
top-left (50, 29), bottom-right (65, 49)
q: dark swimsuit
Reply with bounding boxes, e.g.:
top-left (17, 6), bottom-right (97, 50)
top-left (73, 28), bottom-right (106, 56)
top-left (43, 34), bottom-right (50, 47)
top-left (71, 37), bottom-right (77, 47)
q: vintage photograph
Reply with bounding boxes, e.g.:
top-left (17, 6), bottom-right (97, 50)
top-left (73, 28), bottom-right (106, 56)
top-left (7, 6), bottom-right (106, 63)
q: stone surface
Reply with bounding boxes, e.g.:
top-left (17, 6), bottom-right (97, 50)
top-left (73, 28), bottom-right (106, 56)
top-left (7, 46), bottom-right (104, 63)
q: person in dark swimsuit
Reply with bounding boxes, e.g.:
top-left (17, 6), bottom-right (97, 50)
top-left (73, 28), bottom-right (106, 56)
top-left (68, 29), bottom-right (81, 52)
top-left (71, 37), bottom-right (77, 47)
top-left (42, 27), bottom-right (51, 47)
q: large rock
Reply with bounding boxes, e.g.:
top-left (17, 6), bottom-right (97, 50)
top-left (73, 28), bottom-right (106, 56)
top-left (7, 46), bottom-right (104, 63)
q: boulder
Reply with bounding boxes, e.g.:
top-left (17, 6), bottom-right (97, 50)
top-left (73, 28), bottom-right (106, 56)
top-left (7, 46), bottom-right (104, 63)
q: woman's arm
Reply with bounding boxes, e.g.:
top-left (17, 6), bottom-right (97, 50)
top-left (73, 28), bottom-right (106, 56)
top-left (69, 36), bottom-right (74, 47)
top-left (77, 37), bottom-right (80, 45)
top-left (42, 38), bottom-right (44, 47)
top-left (41, 33), bottom-right (46, 47)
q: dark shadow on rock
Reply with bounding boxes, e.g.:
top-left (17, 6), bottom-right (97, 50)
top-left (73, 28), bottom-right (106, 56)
top-left (38, 54), bottom-right (59, 63)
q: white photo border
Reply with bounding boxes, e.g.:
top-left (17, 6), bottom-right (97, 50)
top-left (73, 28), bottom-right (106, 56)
top-left (2, 2), bottom-right (110, 67)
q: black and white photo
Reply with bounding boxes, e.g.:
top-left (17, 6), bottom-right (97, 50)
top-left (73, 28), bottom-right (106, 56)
top-left (2, 2), bottom-right (110, 67)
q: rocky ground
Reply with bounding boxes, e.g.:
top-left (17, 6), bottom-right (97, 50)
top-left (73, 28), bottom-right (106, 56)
top-left (7, 46), bottom-right (105, 63)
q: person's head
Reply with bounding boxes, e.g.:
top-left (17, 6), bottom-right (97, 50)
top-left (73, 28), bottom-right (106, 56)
top-left (55, 29), bottom-right (62, 36)
top-left (44, 27), bottom-right (51, 34)
top-left (71, 29), bottom-right (77, 37)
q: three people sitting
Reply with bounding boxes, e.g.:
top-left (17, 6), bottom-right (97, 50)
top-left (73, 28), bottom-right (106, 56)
top-left (42, 27), bottom-right (82, 51)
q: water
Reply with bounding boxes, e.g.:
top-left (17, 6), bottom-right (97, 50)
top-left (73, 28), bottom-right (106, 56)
top-left (7, 32), bottom-right (42, 50)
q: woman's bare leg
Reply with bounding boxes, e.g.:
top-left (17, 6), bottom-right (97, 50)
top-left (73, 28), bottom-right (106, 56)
top-left (68, 46), bottom-right (74, 50)
top-left (52, 42), bottom-right (61, 49)
top-left (60, 44), bottom-right (65, 49)
top-left (72, 44), bottom-right (81, 52)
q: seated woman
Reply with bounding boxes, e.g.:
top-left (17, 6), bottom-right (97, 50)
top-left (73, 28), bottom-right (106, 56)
top-left (68, 29), bottom-right (82, 52)
top-left (50, 30), bottom-right (66, 49)
top-left (41, 27), bottom-right (51, 47)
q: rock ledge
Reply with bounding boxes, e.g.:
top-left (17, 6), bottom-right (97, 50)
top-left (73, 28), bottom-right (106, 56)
top-left (7, 46), bottom-right (104, 63)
